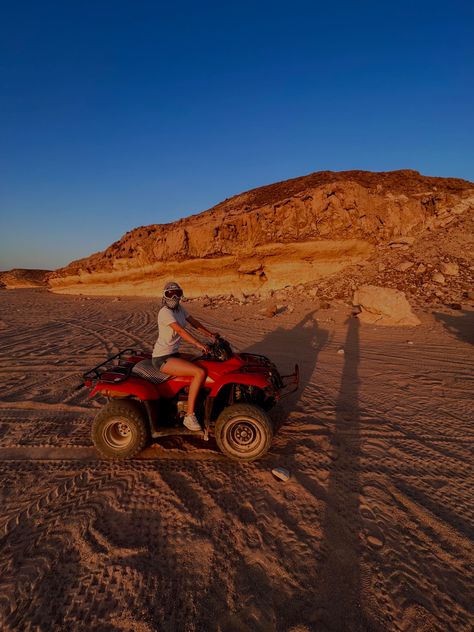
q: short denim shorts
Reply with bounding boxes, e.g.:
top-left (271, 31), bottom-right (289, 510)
top-left (152, 353), bottom-right (180, 371)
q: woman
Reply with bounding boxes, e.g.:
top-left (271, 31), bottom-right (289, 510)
top-left (152, 281), bottom-right (218, 431)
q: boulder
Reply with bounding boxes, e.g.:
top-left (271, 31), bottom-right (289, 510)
top-left (238, 262), bottom-right (263, 275)
top-left (353, 285), bottom-right (421, 326)
top-left (395, 261), bottom-right (414, 272)
top-left (440, 261), bottom-right (459, 276)
top-left (389, 236), bottom-right (415, 246)
top-left (432, 272), bottom-right (445, 284)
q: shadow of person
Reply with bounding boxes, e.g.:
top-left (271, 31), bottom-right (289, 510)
top-left (433, 309), bottom-right (474, 345)
top-left (316, 315), bottom-right (371, 630)
top-left (243, 310), bottom-right (330, 421)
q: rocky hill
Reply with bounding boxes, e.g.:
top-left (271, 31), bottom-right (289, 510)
top-left (48, 170), bottom-right (474, 301)
top-left (0, 269), bottom-right (51, 289)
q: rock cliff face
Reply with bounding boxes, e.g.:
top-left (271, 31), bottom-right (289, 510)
top-left (48, 170), bottom-right (474, 297)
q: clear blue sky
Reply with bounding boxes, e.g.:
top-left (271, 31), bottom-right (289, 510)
top-left (1, 1), bottom-right (473, 270)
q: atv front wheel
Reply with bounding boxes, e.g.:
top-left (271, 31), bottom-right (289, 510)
top-left (215, 403), bottom-right (273, 462)
top-left (92, 399), bottom-right (149, 459)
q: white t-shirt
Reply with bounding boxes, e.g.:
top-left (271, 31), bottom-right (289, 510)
top-left (152, 305), bottom-right (189, 357)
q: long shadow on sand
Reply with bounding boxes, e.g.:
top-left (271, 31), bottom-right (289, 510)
top-left (315, 315), bottom-right (372, 630)
top-left (231, 314), bottom-right (371, 630)
top-left (433, 309), bottom-right (474, 345)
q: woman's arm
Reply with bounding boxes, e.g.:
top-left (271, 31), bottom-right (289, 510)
top-left (186, 315), bottom-right (218, 339)
top-left (170, 322), bottom-right (208, 352)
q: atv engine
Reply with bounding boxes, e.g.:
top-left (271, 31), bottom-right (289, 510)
top-left (176, 395), bottom-right (188, 417)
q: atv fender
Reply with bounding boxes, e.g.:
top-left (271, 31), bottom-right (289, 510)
top-left (89, 377), bottom-right (160, 400)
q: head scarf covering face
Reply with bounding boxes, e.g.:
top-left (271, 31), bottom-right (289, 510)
top-left (162, 281), bottom-right (183, 311)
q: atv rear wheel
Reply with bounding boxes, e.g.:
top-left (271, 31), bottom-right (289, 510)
top-left (215, 403), bottom-right (273, 462)
top-left (92, 399), bottom-right (148, 459)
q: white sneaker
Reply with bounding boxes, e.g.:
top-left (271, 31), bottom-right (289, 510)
top-left (183, 413), bottom-right (201, 431)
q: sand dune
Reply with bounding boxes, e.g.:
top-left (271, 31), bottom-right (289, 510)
top-left (0, 289), bottom-right (472, 631)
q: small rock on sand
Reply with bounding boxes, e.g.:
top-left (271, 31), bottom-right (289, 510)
top-left (272, 467), bottom-right (290, 482)
top-left (367, 534), bottom-right (385, 549)
top-left (432, 272), bottom-right (445, 284)
top-left (261, 304), bottom-right (278, 318)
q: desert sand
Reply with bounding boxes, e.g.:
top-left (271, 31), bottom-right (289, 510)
top-left (0, 288), bottom-right (472, 631)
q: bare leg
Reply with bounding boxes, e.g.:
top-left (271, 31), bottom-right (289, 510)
top-left (160, 357), bottom-right (207, 415)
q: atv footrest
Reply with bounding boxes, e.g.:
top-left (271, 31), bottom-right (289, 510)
top-left (151, 427), bottom-right (204, 439)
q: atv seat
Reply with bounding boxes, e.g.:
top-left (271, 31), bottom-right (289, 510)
top-left (131, 359), bottom-right (172, 385)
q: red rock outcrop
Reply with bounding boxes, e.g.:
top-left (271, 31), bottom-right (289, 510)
top-left (48, 170), bottom-right (474, 297)
top-left (0, 269), bottom-right (51, 289)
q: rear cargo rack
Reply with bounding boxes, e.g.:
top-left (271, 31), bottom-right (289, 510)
top-left (82, 348), bottom-right (145, 382)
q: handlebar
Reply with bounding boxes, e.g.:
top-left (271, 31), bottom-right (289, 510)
top-left (201, 336), bottom-right (233, 361)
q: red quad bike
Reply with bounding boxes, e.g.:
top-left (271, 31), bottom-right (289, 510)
top-left (82, 337), bottom-right (299, 462)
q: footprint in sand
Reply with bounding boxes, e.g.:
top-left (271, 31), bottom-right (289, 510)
top-left (366, 533), bottom-right (385, 549)
top-left (359, 527), bottom-right (385, 549)
top-left (359, 503), bottom-right (385, 549)
top-left (359, 504), bottom-right (376, 520)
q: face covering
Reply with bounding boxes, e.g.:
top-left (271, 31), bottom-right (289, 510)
top-left (163, 295), bottom-right (181, 311)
